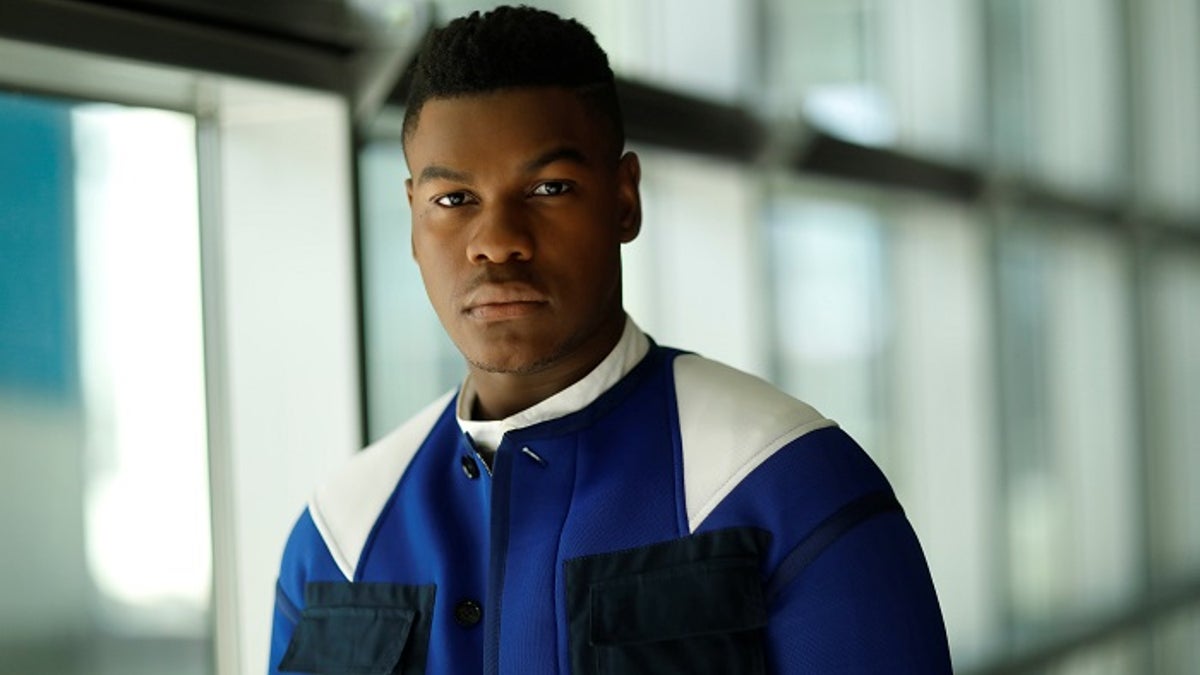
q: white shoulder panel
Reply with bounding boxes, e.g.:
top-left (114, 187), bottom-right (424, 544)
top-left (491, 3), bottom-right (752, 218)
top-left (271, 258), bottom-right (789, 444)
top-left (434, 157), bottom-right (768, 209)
top-left (309, 390), bottom-right (455, 580)
top-left (674, 354), bottom-right (836, 532)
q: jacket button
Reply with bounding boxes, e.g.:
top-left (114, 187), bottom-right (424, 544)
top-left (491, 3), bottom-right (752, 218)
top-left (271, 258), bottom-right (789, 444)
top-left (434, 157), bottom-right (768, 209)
top-left (454, 599), bottom-right (482, 627)
top-left (461, 456), bottom-right (480, 480)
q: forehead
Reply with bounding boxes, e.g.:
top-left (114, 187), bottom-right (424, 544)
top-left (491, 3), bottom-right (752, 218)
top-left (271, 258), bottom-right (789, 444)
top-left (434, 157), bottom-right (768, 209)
top-left (405, 88), bottom-right (608, 170)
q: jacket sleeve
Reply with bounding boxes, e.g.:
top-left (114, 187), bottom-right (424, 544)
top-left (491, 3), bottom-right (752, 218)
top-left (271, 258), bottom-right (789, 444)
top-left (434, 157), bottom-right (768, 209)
top-left (761, 498), bottom-right (952, 673)
top-left (695, 426), bottom-right (952, 674)
top-left (270, 580), bottom-right (302, 674)
top-left (268, 508), bottom-right (344, 674)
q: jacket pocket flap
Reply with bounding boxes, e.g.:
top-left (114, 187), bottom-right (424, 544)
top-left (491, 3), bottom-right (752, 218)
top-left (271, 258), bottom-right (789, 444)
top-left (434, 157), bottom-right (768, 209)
top-left (280, 606), bottom-right (414, 674)
top-left (590, 558), bottom-right (766, 646)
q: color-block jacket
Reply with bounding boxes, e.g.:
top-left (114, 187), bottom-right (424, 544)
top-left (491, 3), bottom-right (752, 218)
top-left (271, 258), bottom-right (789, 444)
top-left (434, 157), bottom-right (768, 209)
top-left (270, 336), bottom-right (952, 674)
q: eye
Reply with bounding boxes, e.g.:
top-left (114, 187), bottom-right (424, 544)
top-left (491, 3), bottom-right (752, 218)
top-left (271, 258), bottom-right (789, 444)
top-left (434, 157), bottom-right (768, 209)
top-left (530, 181), bottom-right (572, 197)
top-left (434, 191), bottom-right (475, 207)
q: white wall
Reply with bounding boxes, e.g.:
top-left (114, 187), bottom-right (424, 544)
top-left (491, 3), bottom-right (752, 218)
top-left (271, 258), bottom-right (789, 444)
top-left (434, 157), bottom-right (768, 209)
top-left (204, 80), bottom-right (361, 675)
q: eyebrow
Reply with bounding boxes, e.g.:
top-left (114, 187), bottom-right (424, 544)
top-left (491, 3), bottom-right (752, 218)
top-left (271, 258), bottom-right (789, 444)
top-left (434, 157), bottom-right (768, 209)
top-left (416, 164), bottom-right (472, 186)
top-left (414, 146), bottom-right (591, 186)
top-left (522, 146), bottom-right (590, 173)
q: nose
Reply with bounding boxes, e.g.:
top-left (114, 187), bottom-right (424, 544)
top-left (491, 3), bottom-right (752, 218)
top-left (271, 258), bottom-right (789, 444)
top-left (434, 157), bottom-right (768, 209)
top-left (467, 202), bottom-right (533, 264)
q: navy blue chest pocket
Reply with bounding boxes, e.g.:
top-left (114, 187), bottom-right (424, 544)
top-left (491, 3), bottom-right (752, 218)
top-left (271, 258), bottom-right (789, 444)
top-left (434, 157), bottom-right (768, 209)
top-left (565, 528), bottom-right (770, 675)
top-left (279, 582), bottom-right (435, 675)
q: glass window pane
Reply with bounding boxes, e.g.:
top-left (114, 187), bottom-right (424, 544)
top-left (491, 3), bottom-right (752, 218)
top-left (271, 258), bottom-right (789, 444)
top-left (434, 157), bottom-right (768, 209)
top-left (1029, 0), bottom-right (1125, 197)
top-left (1148, 246), bottom-right (1200, 580)
top-left (1050, 635), bottom-right (1143, 675)
top-left (0, 91), bottom-right (211, 673)
top-left (1135, 0), bottom-right (1200, 219)
top-left (766, 192), bottom-right (888, 461)
top-left (875, 0), bottom-right (986, 160)
top-left (1154, 604), bottom-right (1200, 675)
top-left (884, 200), bottom-right (999, 663)
top-left (765, 0), bottom-right (984, 159)
top-left (624, 147), bottom-right (767, 376)
top-left (989, 0), bottom-right (1127, 198)
top-left (763, 0), bottom-right (893, 145)
top-left (998, 216), bottom-right (1140, 635)
top-left (585, 0), bottom-right (752, 102)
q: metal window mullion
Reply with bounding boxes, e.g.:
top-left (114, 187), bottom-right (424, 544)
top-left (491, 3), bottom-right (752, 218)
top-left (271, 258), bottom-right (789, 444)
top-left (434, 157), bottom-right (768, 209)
top-left (195, 102), bottom-right (241, 675)
top-left (1119, 1), bottom-right (1165, 672)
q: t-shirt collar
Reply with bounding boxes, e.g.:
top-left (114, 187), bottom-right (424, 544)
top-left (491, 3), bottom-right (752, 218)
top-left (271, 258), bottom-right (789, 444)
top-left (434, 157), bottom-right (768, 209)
top-left (456, 316), bottom-right (649, 452)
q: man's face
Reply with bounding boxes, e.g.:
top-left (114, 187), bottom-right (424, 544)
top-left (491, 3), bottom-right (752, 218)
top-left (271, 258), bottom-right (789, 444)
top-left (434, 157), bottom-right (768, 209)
top-left (405, 87), bottom-right (641, 376)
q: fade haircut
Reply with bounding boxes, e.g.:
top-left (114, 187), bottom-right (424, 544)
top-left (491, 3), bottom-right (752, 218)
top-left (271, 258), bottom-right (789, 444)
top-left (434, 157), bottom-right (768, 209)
top-left (401, 5), bottom-right (624, 157)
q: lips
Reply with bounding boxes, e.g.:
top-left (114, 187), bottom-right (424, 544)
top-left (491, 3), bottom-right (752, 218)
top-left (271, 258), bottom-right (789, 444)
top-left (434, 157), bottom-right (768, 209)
top-left (463, 283), bottom-right (549, 320)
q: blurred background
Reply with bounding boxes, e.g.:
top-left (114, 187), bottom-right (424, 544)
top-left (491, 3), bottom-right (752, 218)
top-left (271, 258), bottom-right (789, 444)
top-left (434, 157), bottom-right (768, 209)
top-left (1, 0), bottom-right (1197, 673)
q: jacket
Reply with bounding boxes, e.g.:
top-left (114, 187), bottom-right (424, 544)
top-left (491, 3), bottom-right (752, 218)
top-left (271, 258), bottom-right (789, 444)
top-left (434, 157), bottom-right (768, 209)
top-left (270, 341), bottom-right (952, 674)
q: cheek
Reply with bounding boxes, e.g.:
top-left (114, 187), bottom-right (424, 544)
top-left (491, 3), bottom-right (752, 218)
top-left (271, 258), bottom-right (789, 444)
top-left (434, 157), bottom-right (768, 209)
top-left (563, 237), bottom-right (623, 297)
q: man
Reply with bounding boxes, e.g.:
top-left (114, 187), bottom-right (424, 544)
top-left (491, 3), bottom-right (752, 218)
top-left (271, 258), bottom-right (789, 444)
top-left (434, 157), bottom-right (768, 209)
top-left (270, 6), bottom-right (951, 674)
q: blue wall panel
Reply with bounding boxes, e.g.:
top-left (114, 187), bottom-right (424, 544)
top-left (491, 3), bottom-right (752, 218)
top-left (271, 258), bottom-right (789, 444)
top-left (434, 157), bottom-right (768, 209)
top-left (0, 93), bottom-right (77, 397)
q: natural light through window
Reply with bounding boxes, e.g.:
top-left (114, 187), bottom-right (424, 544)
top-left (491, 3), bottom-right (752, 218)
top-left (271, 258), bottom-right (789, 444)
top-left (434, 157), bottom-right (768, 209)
top-left (73, 105), bottom-right (211, 628)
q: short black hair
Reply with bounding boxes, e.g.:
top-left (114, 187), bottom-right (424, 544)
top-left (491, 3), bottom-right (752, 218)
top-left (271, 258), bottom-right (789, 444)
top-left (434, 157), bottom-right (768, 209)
top-left (401, 5), bottom-right (624, 154)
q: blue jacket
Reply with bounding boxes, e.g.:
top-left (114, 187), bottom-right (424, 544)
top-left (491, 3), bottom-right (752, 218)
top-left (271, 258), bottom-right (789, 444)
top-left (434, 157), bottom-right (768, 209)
top-left (270, 344), bottom-right (951, 673)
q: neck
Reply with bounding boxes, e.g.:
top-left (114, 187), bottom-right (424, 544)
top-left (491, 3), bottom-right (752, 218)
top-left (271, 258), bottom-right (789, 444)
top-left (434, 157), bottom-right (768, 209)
top-left (468, 313), bottom-right (626, 420)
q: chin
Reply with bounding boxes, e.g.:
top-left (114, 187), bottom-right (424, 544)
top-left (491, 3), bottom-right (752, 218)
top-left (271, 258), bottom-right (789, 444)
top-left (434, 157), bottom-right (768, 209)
top-left (462, 341), bottom-right (539, 373)
top-left (466, 352), bottom-right (551, 376)
top-left (462, 335), bottom-right (568, 376)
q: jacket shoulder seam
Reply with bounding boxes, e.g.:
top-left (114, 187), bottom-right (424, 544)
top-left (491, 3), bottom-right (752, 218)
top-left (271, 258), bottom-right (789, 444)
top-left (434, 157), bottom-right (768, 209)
top-left (673, 354), bottom-right (836, 531)
top-left (308, 389), bottom-right (455, 579)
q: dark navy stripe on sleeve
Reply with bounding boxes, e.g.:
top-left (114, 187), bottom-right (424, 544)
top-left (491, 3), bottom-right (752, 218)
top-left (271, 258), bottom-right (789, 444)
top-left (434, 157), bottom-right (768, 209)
top-left (764, 491), bottom-right (903, 602)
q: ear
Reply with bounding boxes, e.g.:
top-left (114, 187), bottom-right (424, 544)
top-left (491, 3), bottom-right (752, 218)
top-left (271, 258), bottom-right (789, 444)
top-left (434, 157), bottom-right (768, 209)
top-left (615, 151), bottom-right (642, 244)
